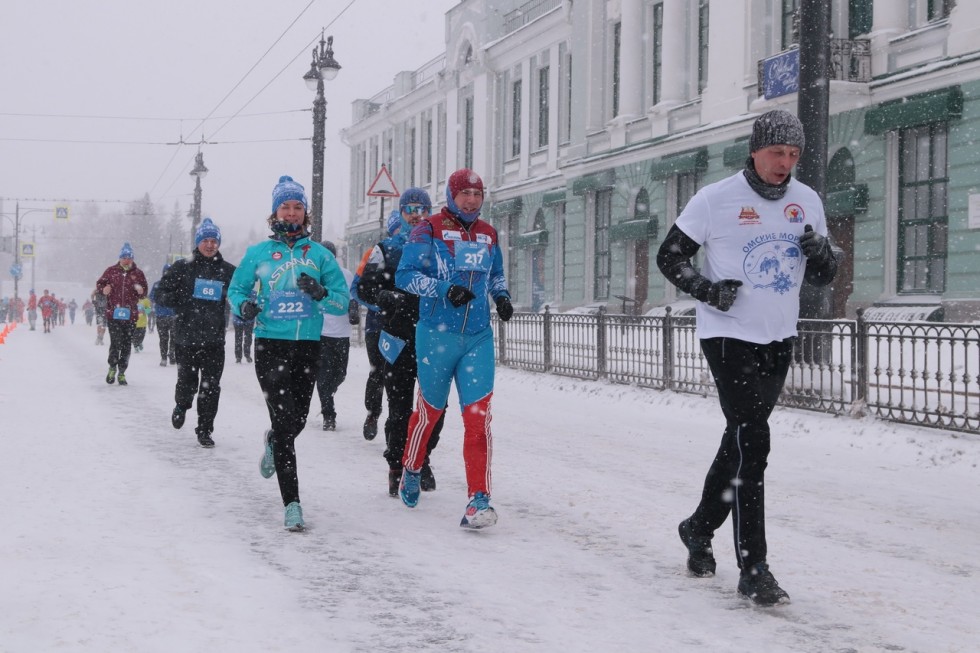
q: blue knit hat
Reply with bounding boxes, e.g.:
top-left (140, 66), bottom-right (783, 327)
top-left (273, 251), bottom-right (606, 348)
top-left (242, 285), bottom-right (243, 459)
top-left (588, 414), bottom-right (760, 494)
top-left (271, 175), bottom-right (308, 213)
top-left (119, 242), bottom-right (134, 259)
top-left (399, 187), bottom-right (432, 211)
top-left (386, 210), bottom-right (402, 235)
top-left (195, 217), bottom-right (221, 246)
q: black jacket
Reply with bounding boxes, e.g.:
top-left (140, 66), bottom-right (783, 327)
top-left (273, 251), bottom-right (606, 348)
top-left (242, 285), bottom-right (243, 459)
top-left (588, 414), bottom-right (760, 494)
top-left (155, 250), bottom-right (236, 347)
top-left (356, 241), bottom-right (421, 342)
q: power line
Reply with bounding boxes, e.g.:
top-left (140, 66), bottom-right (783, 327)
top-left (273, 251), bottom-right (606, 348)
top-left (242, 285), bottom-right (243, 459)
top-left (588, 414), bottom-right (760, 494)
top-left (0, 136), bottom-right (310, 146)
top-left (0, 108), bottom-right (310, 121)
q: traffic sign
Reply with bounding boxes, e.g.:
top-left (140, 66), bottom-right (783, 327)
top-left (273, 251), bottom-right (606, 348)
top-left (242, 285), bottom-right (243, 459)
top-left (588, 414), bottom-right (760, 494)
top-left (20, 242), bottom-right (35, 258)
top-left (9, 262), bottom-right (22, 280)
top-left (366, 164), bottom-right (399, 198)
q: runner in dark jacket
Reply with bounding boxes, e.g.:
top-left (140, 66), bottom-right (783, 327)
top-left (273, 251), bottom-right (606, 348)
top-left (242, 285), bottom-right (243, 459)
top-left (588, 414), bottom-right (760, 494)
top-left (155, 218), bottom-right (236, 447)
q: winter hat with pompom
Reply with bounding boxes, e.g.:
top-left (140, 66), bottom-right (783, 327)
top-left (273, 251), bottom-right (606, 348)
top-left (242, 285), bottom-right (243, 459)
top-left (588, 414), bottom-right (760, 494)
top-left (119, 242), bottom-right (134, 259)
top-left (271, 175), bottom-right (308, 213)
top-left (195, 217), bottom-right (221, 246)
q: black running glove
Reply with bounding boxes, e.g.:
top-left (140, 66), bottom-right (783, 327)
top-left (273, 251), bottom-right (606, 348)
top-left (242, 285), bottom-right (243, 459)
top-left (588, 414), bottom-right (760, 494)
top-left (376, 289), bottom-right (405, 312)
top-left (799, 224), bottom-right (832, 264)
top-left (705, 280), bottom-right (743, 312)
top-left (240, 300), bottom-right (260, 320)
top-left (495, 296), bottom-right (514, 321)
top-left (446, 284), bottom-right (476, 308)
top-left (297, 273), bottom-right (327, 301)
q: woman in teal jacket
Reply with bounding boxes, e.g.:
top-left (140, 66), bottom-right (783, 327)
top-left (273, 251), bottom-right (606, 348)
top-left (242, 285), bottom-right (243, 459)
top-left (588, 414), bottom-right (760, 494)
top-left (227, 175), bottom-right (350, 531)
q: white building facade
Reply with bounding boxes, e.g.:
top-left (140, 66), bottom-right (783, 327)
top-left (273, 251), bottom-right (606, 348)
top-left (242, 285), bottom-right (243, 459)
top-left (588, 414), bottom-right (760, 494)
top-left (343, 0), bottom-right (980, 320)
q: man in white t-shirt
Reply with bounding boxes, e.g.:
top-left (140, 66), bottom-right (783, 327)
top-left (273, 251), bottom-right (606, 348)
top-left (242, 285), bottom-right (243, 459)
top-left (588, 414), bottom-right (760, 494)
top-left (657, 109), bottom-right (838, 606)
top-left (315, 241), bottom-right (357, 431)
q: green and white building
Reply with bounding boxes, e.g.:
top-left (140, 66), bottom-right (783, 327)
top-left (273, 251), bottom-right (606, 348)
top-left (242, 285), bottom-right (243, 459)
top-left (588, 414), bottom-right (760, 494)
top-left (342, 0), bottom-right (980, 320)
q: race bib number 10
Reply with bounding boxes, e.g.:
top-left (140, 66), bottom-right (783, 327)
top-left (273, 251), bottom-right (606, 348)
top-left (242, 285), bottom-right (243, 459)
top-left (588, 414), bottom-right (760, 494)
top-left (267, 290), bottom-right (312, 320)
top-left (193, 278), bottom-right (224, 301)
top-left (455, 242), bottom-right (491, 272)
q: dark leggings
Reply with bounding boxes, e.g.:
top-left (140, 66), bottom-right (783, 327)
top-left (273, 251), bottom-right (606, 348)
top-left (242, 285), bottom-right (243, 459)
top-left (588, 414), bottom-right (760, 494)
top-left (382, 339), bottom-right (443, 471)
top-left (254, 337), bottom-right (320, 506)
top-left (106, 320), bottom-right (135, 372)
top-left (690, 336), bottom-right (792, 570)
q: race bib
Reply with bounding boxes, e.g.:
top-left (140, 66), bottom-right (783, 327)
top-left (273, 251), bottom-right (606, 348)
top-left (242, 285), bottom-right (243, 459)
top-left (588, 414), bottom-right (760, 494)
top-left (455, 242), bottom-right (491, 272)
top-left (266, 290), bottom-right (312, 320)
top-left (193, 278), bottom-right (224, 301)
top-left (378, 330), bottom-right (406, 365)
top-left (112, 307), bottom-right (131, 320)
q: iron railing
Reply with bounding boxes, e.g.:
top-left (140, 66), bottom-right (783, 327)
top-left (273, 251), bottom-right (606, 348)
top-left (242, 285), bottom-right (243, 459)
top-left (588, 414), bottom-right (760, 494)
top-left (492, 306), bottom-right (980, 434)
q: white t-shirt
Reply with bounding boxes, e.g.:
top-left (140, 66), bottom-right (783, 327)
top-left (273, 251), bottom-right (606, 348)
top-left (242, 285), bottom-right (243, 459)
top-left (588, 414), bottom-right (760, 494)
top-left (320, 267), bottom-right (355, 338)
top-left (674, 171), bottom-right (828, 344)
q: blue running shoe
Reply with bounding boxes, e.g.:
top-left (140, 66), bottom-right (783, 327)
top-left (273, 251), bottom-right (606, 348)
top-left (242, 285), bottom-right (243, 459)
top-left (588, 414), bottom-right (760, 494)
top-left (284, 501), bottom-right (304, 531)
top-left (259, 430), bottom-right (276, 479)
top-left (399, 469), bottom-right (421, 508)
top-left (460, 492), bottom-right (497, 529)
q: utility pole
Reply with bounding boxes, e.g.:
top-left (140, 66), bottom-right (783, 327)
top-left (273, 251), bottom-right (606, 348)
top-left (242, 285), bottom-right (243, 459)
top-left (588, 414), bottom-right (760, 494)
top-left (797, 0), bottom-right (832, 320)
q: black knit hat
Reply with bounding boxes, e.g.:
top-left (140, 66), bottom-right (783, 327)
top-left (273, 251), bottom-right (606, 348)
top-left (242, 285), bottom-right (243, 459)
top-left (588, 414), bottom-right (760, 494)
top-left (750, 110), bottom-right (805, 152)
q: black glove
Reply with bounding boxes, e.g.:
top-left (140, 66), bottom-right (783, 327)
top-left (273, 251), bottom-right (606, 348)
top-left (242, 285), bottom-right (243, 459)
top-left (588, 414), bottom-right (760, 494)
top-left (297, 273), bottom-right (327, 301)
top-left (347, 300), bottom-right (360, 325)
top-left (705, 279), bottom-right (743, 312)
top-left (240, 300), bottom-right (260, 320)
top-left (446, 284), bottom-right (476, 308)
top-left (376, 289), bottom-right (405, 312)
top-left (495, 296), bottom-right (514, 321)
top-left (799, 225), bottom-right (832, 264)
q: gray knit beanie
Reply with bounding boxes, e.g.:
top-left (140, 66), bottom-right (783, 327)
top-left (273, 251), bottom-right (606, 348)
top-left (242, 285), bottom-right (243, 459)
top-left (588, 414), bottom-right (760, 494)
top-left (750, 110), bottom-right (805, 152)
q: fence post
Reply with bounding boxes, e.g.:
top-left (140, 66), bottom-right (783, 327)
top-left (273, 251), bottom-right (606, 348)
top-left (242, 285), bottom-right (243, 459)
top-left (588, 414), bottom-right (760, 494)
top-left (497, 313), bottom-right (507, 363)
top-left (855, 307), bottom-right (867, 405)
top-left (663, 305), bottom-right (674, 390)
top-left (543, 305), bottom-right (552, 372)
top-left (597, 305), bottom-right (607, 378)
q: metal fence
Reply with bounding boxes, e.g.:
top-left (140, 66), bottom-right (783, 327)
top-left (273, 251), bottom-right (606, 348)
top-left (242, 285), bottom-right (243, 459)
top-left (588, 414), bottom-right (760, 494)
top-left (493, 306), bottom-right (980, 434)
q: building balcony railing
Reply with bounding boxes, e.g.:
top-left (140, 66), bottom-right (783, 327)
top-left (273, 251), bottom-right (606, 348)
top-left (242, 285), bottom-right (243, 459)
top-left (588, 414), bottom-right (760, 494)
top-left (502, 0), bottom-right (562, 34)
top-left (757, 39), bottom-right (871, 98)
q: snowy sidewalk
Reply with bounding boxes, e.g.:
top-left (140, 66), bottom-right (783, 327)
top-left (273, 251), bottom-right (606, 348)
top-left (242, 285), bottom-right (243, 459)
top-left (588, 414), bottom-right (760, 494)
top-left (1, 318), bottom-right (978, 653)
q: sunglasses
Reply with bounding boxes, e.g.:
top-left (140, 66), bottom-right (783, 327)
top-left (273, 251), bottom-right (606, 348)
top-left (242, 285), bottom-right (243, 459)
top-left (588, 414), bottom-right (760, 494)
top-left (402, 205), bottom-right (429, 215)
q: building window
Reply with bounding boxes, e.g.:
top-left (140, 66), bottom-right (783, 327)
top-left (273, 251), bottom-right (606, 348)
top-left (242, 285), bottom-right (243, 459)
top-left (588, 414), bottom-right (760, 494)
top-left (506, 214), bottom-right (520, 300)
top-left (652, 3), bottom-right (663, 106)
top-left (384, 129), bottom-right (393, 172)
top-left (928, 0), bottom-right (954, 22)
top-left (408, 125), bottom-right (416, 186)
top-left (612, 21), bottom-right (621, 118)
top-left (559, 44), bottom-right (572, 144)
top-left (463, 96), bottom-right (474, 169)
top-left (594, 189), bottom-right (613, 301)
top-left (697, 2), bottom-right (709, 94)
top-left (782, 0), bottom-right (800, 49)
top-left (553, 202), bottom-right (566, 304)
top-left (421, 113), bottom-right (433, 185)
top-left (676, 171), bottom-right (700, 214)
top-left (898, 123), bottom-right (948, 293)
top-left (511, 79), bottom-right (522, 158)
top-left (438, 103), bottom-right (447, 181)
top-left (537, 66), bottom-right (549, 149)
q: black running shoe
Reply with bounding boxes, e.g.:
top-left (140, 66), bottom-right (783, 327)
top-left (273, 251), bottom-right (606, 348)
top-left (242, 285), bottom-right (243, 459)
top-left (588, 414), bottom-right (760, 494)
top-left (388, 468), bottom-right (401, 497)
top-left (172, 406), bottom-right (186, 429)
top-left (197, 432), bottom-right (215, 448)
top-left (420, 462), bottom-right (436, 492)
top-left (737, 563), bottom-right (790, 606)
top-left (678, 518), bottom-right (716, 577)
top-left (322, 415), bottom-right (336, 431)
top-left (363, 414), bottom-right (379, 441)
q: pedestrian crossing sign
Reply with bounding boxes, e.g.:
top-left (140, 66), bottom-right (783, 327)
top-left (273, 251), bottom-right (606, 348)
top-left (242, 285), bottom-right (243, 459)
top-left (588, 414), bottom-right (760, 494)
top-left (55, 206), bottom-right (70, 220)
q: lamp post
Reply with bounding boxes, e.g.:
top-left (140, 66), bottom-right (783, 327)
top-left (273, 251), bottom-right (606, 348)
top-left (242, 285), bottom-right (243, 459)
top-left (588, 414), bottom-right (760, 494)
top-left (303, 31), bottom-right (341, 243)
top-left (189, 150), bottom-right (208, 249)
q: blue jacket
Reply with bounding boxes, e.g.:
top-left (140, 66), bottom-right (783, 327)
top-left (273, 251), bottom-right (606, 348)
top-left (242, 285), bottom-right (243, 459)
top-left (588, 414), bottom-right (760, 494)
top-left (228, 235), bottom-right (349, 341)
top-left (396, 208), bottom-right (509, 335)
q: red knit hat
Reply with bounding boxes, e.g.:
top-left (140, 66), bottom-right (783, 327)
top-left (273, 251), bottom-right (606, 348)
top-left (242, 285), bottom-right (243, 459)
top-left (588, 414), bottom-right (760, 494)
top-left (447, 168), bottom-right (484, 198)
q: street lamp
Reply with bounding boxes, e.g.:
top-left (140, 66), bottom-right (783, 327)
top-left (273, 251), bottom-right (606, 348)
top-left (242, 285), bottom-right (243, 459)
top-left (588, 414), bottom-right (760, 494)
top-left (189, 150), bottom-right (208, 248)
top-left (303, 31), bottom-right (341, 242)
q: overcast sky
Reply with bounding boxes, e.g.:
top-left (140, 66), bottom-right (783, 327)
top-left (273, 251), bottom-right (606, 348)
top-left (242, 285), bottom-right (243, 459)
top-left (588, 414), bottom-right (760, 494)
top-left (0, 0), bottom-right (458, 257)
